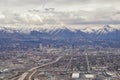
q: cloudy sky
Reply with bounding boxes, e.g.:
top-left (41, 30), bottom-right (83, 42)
top-left (0, 0), bottom-right (120, 27)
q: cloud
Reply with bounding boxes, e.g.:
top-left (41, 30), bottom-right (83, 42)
top-left (0, 0), bottom-right (120, 26)
top-left (0, 11), bottom-right (43, 25)
top-left (0, 9), bottom-right (120, 26)
top-left (0, 11), bottom-right (87, 26)
top-left (0, 0), bottom-right (118, 6)
top-left (0, 0), bottom-right (120, 11)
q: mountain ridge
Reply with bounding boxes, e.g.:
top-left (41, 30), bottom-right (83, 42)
top-left (0, 24), bottom-right (120, 48)
top-left (0, 24), bottom-right (120, 34)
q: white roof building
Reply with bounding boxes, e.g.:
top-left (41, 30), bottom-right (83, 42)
top-left (72, 73), bottom-right (80, 78)
top-left (84, 74), bottom-right (96, 79)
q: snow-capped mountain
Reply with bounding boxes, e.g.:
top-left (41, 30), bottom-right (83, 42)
top-left (0, 24), bottom-right (120, 34)
top-left (0, 24), bottom-right (120, 48)
top-left (0, 24), bottom-right (120, 42)
top-left (96, 25), bottom-right (116, 34)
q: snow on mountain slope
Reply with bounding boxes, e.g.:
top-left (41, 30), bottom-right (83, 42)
top-left (0, 24), bottom-right (120, 34)
top-left (0, 24), bottom-right (66, 33)
top-left (96, 25), bottom-right (116, 34)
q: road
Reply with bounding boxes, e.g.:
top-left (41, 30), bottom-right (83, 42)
top-left (18, 72), bottom-right (28, 80)
top-left (17, 56), bottom-right (62, 80)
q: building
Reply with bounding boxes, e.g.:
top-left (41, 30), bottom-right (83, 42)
top-left (72, 73), bottom-right (80, 79)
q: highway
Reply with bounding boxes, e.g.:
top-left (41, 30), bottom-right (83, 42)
top-left (18, 72), bottom-right (28, 80)
top-left (65, 57), bottom-right (73, 72)
top-left (17, 56), bottom-right (62, 80)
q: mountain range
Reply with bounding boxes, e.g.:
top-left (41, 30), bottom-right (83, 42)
top-left (0, 24), bottom-right (120, 48)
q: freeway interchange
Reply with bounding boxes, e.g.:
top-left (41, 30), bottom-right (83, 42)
top-left (17, 56), bottom-right (62, 80)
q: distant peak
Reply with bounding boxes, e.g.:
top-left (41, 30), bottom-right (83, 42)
top-left (104, 24), bottom-right (111, 28)
top-left (95, 24), bottom-right (116, 34)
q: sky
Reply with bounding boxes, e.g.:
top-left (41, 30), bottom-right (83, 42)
top-left (0, 0), bottom-right (120, 27)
